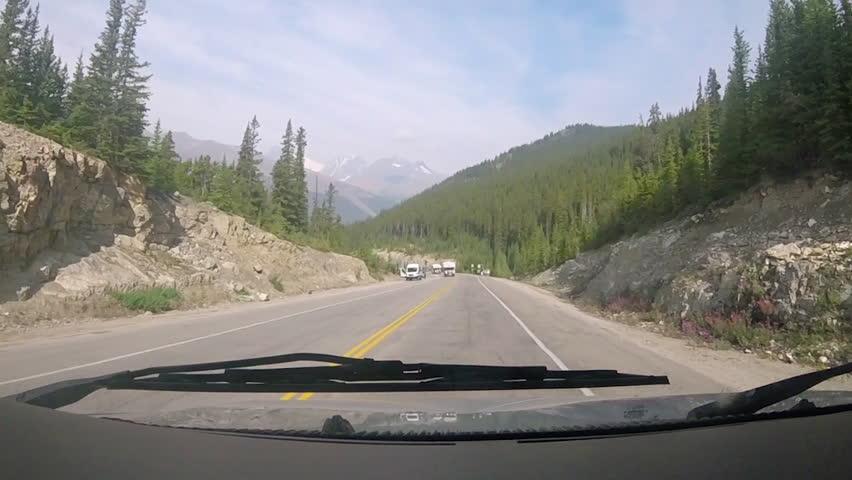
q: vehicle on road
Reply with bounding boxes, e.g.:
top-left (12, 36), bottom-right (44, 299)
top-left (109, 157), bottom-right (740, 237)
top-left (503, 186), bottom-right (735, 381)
top-left (442, 260), bottom-right (456, 276)
top-left (4, 353), bottom-right (852, 477)
top-left (432, 263), bottom-right (442, 274)
top-left (404, 263), bottom-right (425, 280)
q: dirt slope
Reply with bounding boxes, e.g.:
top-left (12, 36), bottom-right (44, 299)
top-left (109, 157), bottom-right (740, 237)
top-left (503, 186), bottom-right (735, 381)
top-left (532, 173), bottom-right (851, 364)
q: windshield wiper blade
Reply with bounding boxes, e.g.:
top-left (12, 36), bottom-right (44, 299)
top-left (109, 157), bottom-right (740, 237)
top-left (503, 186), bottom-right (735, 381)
top-left (10, 352), bottom-right (669, 409)
top-left (688, 361), bottom-right (852, 420)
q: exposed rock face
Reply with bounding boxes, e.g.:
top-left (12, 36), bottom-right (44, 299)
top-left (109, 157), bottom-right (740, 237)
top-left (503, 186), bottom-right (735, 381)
top-left (533, 174), bottom-right (852, 330)
top-left (0, 121), bottom-right (372, 304)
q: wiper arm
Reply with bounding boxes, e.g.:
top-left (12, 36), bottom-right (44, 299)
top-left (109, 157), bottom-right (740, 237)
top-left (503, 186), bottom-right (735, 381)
top-left (10, 352), bottom-right (669, 409)
top-left (688, 361), bottom-right (852, 420)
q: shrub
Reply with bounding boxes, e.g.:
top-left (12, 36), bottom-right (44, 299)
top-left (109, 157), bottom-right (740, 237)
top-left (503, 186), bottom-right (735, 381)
top-left (702, 311), bottom-right (773, 348)
top-left (352, 248), bottom-right (397, 278)
top-left (112, 287), bottom-right (181, 313)
top-left (605, 296), bottom-right (650, 313)
top-left (269, 275), bottom-right (284, 292)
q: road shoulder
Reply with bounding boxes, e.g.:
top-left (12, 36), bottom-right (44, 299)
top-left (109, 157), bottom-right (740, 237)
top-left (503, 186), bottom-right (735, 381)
top-left (492, 277), bottom-right (850, 391)
top-left (0, 280), bottom-right (406, 347)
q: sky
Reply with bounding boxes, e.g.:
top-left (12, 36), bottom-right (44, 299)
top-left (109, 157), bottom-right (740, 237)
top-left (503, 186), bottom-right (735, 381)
top-left (37, 0), bottom-right (769, 174)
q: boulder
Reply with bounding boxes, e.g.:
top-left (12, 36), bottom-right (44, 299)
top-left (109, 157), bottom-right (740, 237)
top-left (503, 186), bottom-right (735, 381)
top-left (766, 243), bottom-right (801, 260)
top-left (16, 285), bottom-right (32, 301)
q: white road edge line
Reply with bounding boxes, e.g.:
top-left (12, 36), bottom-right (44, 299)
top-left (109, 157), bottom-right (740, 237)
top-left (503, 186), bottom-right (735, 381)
top-left (477, 277), bottom-right (594, 397)
top-left (0, 285), bottom-right (411, 386)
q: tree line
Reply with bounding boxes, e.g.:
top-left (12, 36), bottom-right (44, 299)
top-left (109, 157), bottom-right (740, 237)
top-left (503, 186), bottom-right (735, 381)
top-left (0, 0), bottom-right (150, 171)
top-left (150, 115), bottom-right (343, 246)
top-left (347, 0), bottom-right (852, 276)
top-left (0, 0), bottom-right (345, 249)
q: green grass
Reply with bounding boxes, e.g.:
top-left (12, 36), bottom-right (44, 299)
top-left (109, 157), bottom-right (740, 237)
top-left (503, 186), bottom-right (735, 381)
top-left (112, 287), bottom-right (181, 313)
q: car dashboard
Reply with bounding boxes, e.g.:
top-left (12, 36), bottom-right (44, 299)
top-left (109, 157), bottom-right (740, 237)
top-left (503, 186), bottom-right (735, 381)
top-left (2, 399), bottom-right (851, 479)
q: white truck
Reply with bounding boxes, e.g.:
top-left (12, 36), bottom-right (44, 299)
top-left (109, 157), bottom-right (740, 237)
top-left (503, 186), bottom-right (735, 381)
top-left (432, 263), bottom-right (442, 274)
top-left (404, 263), bottom-right (425, 281)
top-left (441, 260), bottom-right (456, 277)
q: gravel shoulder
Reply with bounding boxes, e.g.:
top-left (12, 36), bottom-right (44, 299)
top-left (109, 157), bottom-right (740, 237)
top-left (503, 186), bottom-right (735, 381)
top-left (508, 278), bottom-right (851, 391)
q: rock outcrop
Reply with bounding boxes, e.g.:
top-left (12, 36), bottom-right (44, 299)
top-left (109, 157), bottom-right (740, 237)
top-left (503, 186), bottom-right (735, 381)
top-left (533, 173), bottom-right (852, 337)
top-left (0, 121), bottom-right (372, 305)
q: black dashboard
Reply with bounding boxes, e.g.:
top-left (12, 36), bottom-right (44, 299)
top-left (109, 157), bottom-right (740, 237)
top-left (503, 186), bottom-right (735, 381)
top-left (2, 399), bottom-right (851, 479)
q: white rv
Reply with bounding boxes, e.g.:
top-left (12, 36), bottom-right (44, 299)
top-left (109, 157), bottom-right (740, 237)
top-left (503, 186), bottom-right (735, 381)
top-left (441, 260), bottom-right (456, 277)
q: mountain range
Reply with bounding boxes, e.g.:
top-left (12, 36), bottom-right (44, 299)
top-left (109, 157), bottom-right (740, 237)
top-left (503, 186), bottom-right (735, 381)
top-left (169, 131), bottom-right (445, 223)
top-left (320, 155), bottom-right (440, 201)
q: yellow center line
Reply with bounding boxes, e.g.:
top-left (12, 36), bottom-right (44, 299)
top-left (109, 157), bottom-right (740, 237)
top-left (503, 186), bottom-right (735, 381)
top-left (282, 283), bottom-right (454, 401)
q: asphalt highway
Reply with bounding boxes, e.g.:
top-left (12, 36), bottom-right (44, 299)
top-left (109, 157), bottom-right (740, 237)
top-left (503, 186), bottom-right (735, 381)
top-left (0, 274), bottom-right (724, 421)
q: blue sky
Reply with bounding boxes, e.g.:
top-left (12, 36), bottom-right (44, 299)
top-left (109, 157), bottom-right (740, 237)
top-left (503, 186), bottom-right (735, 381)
top-left (38, 0), bottom-right (769, 174)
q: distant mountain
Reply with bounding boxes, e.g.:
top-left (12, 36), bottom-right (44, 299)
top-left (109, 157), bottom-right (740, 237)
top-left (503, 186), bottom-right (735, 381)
top-left (327, 156), bottom-right (444, 200)
top-left (168, 131), bottom-right (396, 223)
top-left (171, 131), bottom-right (240, 164)
top-left (325, 155), bottom-right (369, 182)
top-left (304, 169), bottom-right (398, 224)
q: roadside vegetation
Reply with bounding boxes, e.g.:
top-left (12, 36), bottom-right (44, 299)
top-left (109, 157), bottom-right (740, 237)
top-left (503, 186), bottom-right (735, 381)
top-left (111, 287), bottom-right (182, 313)
top-left (354, 248), bottom-right (399, 278)
top-left (596, 296), bottom-right (851, 366)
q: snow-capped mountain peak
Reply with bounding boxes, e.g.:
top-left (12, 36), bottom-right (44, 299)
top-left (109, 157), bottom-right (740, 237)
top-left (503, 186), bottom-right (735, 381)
top-left (304, 156), bottom-right (326, 173)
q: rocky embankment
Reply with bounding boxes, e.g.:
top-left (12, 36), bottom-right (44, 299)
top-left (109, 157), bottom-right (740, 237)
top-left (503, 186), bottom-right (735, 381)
top-left (532, 173), bottom-right (851, 363)
top-left (0, 121), bottom-right (372, 325)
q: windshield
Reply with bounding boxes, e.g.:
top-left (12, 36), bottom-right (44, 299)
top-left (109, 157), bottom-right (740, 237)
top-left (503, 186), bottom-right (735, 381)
top-left (1, 0), bottom-right (851, 438)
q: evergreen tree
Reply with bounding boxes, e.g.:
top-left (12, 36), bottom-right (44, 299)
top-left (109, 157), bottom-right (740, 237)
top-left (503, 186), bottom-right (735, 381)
top-left (69, 0), bottom-right (124, 152)
top-left (146, 129), bottom-right (178, 192)
top-left (113, 0), bottom-right (150, 171)
top-left (65, 52), bottom-right (85, 114)
top-left (323, 182), bottom-right (338, 218)
top-left (192, 155), bottom-right (214, 200)
top-left (210, 164), bottom-right (237, 212)
top-left (647, 102), bottom-right (662, 133)
top-left (716, 26), bottom-right (753, 192)
top-left (0, 0), bottom-right (28, 77)
top-left (702, 67), bottom-right (722, 178)
top-left (232, 115), bottom-right (264, 220)
top-left (292, 126), bottom-right (309, 230)
top-left (33, 26), bottom-right (66, 125)
top-left (235, 115), bottom-right (261, 181)
top-left (757, 0), bottom-right (796, 173)
top-left (10, 4), bottom-right (38, 117)
top-left (279, 120), bottom-right (302, 227)
top-left (836, 0), bottom-right (852, 169)
top-left (271, 120), bottom-right (294, 227)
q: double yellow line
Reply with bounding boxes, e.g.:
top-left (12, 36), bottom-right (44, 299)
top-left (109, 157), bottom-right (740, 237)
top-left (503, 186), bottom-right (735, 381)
top-left (282, 283), bottom-right (453, 401)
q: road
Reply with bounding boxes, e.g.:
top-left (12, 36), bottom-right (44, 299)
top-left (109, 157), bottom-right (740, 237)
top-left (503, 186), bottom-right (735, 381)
top-left (0, 274), bottom-right (725, 420)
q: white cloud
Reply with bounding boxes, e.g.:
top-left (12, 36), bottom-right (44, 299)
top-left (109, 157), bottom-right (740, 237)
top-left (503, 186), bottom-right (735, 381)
top-left (36, 0), bottom-right (770, 175)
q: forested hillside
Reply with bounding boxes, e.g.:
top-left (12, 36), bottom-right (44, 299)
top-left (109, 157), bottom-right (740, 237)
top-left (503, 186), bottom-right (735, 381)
top-left (348, 0), bottom-right (852, 276)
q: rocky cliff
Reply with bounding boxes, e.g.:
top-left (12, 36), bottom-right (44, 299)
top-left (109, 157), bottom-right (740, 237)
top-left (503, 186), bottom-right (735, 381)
top-left (0, 121), bottom-right (372, 309)
top-left (532, 173), bottom-right (851, 362)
